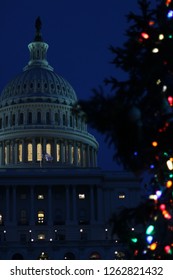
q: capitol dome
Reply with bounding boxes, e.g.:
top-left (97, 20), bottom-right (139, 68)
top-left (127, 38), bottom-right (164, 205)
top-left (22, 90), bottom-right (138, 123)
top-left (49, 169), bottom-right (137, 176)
top-left (0, 17), bottom-right (98, 168)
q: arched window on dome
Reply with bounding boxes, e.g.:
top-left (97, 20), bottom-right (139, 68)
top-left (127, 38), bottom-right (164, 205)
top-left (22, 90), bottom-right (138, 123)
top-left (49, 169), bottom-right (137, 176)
top-left (28, 112), bottom-right (32, 125)
top-left (19, 113), bottom-right (24, 125)
top-left (5, 116), bottom-right (8, 127)
top-left (37, 143), bottom-right (42, 161)
top-left (18, 143), bottom-right (22, 162)
top-left (37, 112), bottom-right (41, 124)
top-left (55, 113), bottom-right (58, 125)
top-left (12, 114), bottom-right (15, 126)
top-left (70, 116), bottom-right (73, 127)
top-left (63, 114), bottom-right (66, 126)
top-left (27, 143), bottom-right (33, 161)
top-left (46, 112), bottom-right (50, 124)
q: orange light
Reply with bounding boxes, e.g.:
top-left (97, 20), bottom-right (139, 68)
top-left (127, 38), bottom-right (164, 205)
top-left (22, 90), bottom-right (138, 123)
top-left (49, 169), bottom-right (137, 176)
top-left (141, 32), bottom-right (149, 39)
top-left (149, 21), bottom-right (155, 26)
top-left (150, 242), bottom-right (157, 251)
top-left (152, 141), bottom-right (158, 147)
top-left (166, 180), bottom-right (173, 188)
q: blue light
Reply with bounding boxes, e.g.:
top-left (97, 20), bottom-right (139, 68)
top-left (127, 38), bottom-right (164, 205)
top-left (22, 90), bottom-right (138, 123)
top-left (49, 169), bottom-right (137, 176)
top-left (150, 164), bottom-right (155, 169)
top-left (167, 10), bottom-right (173, 18)
top-left (156, 190), bottom-right (162, 198)
top-left (146, 235), bottom-right (153, 244)
top-left (134, 151), bottom-right (138, 156)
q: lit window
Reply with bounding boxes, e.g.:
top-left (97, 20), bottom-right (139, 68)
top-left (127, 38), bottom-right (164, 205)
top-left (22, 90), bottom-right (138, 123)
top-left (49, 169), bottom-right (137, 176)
top-left (77, 147), bottom-right (81, 164)
top-left (4, 145), bottom-right (7, 165)
top-left (27, 143), bottom-right (33, 161)
top-left (38, 194), bottom-right (44, 200)
top-left (71, 146), bottom-right (74, 164)
top-left (118, 193), bottom-right (126, 199)
top-left (56, 144), bottom-right (60, 162)
top-left (79, 194), bottom-right (85, 199)
top-left (18, 143), bottom-right (22, 162)
top-left (38, 211), bottom-right (44, 223)
top-left (46, 143), bottom-right (51, 155)
top-left (38, 234), bottom-right (45, 240)
top-left (37, 143), bottom-right (42, 161)
top-left (0, 214), bottom-right (3, 225)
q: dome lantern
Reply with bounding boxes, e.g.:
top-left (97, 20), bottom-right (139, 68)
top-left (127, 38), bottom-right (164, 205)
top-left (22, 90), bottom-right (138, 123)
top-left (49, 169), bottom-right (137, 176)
top-left (23, 17), bottom-right (53, 71)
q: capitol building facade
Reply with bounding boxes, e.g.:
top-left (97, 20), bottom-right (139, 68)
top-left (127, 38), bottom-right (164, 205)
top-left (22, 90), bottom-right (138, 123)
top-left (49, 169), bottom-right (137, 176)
top-left (0, 18), bottom-right (141, 260)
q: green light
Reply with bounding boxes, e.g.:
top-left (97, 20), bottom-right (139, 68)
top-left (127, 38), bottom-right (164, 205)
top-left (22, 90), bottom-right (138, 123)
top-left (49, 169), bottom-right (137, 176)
top-left (146, 225), bottom-right (154, 235)
top-left (131, 238), bottom-right (138, 243)
top-left (169, 34), bottom-right (173, 39)
top-left (169, 174), bottom-right (173, 178)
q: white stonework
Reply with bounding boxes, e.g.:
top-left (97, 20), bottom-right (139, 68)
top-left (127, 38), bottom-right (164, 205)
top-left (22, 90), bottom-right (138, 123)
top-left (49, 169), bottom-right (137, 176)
top-left (0, 19), bottom-right (141, 260)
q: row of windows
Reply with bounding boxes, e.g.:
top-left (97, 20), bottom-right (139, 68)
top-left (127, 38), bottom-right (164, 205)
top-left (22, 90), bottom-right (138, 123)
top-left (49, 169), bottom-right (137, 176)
top-left (0, 111), bottom-right (86, 130)
top-left (19, 193), bottom-right (86, 200)
top-left (0, 209), bottom-right (89, 225)
top-left (3, 142), bottom-right (92, 165)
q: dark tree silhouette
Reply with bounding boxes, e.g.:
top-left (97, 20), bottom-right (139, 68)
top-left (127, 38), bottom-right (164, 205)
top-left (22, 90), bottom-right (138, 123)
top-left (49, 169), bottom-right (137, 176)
top-left (79, 0), bottom-right (173, 259)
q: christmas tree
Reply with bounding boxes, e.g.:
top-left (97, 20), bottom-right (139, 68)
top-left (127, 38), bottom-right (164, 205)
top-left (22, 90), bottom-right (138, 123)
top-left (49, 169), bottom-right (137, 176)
top-left (79, 0), bottom-right (173, 259)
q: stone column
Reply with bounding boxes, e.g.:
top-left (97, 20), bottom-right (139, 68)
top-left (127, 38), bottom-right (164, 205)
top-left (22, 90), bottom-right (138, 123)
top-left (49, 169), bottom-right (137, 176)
top-left (12, 186), bottom-right (16, 225)
top-left (97, 187), bottom-right (102, 223)
top-left (14, 141), bottom-right (18, 164)
top-left (74, 142), bottom-right (78, 165)
top-left (6, 142), bottom-right (10, 165)
top-left (30, 186), bottom-right (35, 225)
top-left (68, 143), bottom-right (72, 164)
top-left (1, 141), bottom-right (5, 165)
top-left (66, 185), bottom-right (70, 223)
top-left (86, 145), bottom-right (90, 167)
top-left (90, 186), bottom-right (95, 223)
top-left (5, 187), bottom-right (10, 225)
top-left (32, 138), bottom-right (36, 162)
top-left (72, 187), bottom-right (77, 223)
top-left (48, 186), bottom-right (53, 225)
top-left (22, 139), bottom-right (25, 163)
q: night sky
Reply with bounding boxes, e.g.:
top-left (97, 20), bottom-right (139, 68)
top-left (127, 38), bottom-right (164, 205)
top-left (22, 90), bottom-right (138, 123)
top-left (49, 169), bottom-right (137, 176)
top-left (0, 0), bottom-right (140, 171)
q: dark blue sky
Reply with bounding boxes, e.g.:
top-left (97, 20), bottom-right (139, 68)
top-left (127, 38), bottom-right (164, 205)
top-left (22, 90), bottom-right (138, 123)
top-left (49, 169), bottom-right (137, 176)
top-left (0, 0), bottom-right (140, 170)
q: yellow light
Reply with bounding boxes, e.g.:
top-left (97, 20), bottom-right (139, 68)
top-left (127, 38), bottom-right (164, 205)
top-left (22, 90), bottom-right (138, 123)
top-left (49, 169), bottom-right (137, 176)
top-left (159, 34), bottom-right (164, 40)
top-left (167, 158), bottom-right (173, 170)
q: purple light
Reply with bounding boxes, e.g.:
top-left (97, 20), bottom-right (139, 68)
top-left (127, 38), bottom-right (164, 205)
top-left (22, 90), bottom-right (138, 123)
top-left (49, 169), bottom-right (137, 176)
top-left (150, 164), bottom-right (155, 169)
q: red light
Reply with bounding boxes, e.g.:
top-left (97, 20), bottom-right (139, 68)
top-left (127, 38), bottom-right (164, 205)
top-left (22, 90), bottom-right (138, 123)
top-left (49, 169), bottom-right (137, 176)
top-left (168, 96), bottom-right (173, 106)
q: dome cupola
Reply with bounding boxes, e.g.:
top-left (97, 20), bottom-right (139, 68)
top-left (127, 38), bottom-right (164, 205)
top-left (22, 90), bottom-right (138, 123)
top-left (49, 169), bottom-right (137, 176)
top-left (0, 18), bottom-right (98, 168)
